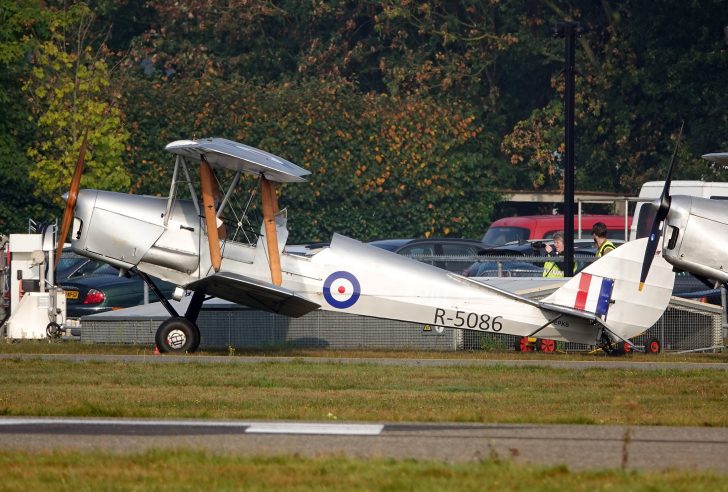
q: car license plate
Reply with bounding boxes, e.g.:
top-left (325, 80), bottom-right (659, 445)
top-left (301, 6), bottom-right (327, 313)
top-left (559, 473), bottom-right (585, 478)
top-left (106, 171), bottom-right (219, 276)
top-left (65, 290), bottom-right (79, 300)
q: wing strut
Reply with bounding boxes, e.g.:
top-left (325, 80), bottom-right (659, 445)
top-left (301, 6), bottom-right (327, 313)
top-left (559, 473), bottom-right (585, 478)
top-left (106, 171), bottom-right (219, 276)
top-left (199, 157), bottom-right (222, 272)
top-left (261, 176), bottom-right (282, 286)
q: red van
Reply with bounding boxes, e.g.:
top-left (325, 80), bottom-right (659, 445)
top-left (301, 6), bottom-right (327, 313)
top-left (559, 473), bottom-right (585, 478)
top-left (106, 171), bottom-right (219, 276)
top-left (482, 215), bottom-right (631, 247)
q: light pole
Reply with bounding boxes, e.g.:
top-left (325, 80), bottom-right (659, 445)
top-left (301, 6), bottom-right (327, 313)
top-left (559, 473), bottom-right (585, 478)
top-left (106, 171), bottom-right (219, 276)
top-left (554, 21), bottom-right (583, 276)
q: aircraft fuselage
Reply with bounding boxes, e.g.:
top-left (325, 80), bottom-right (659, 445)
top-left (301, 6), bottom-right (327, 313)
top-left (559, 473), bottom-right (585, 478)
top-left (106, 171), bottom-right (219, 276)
top-left (661, 195), bottom-right (728, 283)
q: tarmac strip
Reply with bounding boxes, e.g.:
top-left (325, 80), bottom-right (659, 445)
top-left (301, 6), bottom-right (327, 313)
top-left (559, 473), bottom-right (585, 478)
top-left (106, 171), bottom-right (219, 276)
top-left (0, 417), bottom-right (726, 472)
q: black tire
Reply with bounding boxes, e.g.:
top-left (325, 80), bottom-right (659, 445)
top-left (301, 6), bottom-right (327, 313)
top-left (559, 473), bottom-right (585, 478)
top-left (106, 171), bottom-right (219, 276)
top-left (46, 322), bottom-right (63, 339)
top-left (645, 337), bottom-right (661, 354)
top-left (615, 341), bottom-right (632, 356)
top-left (155, 317), bottom-right (200, 354)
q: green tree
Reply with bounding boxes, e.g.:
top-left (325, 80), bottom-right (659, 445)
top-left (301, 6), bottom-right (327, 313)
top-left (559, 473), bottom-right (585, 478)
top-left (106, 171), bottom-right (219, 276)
top-left (0, 0), bottom-right (54, 233)
top-left (501, 0), bottom-right (728, 195)
top-left (22, 3), bottom-right (130, 207)
top-left (118, 75), bottom-right (500, 242)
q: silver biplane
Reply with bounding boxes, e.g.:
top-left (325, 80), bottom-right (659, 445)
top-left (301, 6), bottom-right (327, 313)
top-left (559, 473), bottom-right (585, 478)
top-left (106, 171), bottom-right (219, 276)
top-left (639, 150), bottom-right (728, 295)
top-left (56, 137), bottom-right (675, 353)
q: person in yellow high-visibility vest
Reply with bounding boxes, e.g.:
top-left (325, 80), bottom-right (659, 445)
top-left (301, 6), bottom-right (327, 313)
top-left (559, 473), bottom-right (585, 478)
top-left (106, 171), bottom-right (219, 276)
top-left (543, 232), bottom-right (566, 277)
top-left (592, 222), bottom-right (616, 258)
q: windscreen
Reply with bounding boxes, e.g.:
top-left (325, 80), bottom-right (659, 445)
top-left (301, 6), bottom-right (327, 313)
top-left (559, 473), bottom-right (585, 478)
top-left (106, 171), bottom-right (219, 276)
top-left (482, 227), bottom-right (529, 246)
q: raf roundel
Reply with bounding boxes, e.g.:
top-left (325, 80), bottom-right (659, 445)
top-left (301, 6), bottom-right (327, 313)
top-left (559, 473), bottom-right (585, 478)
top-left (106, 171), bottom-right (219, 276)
top-left (323, 271), bottom-right (361, 309)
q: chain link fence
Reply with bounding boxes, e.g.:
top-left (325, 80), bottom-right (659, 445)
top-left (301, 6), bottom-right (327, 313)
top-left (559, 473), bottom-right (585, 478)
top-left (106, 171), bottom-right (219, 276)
top-left (79, 252), bottom-right (726, 353)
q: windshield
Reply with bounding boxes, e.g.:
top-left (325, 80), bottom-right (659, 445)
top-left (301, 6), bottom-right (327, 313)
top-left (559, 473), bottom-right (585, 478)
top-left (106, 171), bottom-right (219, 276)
top-left (482, 227), bottom-right (529, 247)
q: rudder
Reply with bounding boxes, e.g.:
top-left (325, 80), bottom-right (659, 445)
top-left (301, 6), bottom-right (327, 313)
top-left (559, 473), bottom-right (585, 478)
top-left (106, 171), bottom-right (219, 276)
top-left (542, 238), bottom-right (674, 340)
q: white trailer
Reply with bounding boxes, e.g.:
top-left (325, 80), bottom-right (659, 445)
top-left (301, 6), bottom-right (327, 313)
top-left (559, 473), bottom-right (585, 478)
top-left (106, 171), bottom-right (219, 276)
top-left (630, 181), bottom-right (728, 240)
top-left (2, 229), bottom-right (66, 339)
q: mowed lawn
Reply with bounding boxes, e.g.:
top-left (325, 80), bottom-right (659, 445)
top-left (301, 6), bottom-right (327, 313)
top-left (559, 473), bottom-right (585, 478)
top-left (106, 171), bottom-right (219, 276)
top-left (2, 347), bottom-right (728, 489)
top-left (1, 450), bottom-right (728, 492)
top-left (0, 353), bottom-right (727, 426)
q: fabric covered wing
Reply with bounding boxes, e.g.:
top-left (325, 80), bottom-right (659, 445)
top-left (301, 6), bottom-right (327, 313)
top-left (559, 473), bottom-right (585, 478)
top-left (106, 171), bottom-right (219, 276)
top-left (185, 272), bottom-right (320, 317)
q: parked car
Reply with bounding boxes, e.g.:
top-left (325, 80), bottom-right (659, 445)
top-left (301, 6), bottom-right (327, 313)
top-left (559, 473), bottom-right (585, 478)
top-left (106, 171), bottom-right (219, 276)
top-left (60, 264), bottom-right (176, 318)
top-left (463, 238), bottom-right (626, 277)
top-left (463, 259), bottom-right (543, 278)
top-left (469, 240), bottom-right (723, 304)
top-left (368, 238), bottom-right (412, 252)
top-left (483, 214), bottom-right (631, 247)
top-left (672, 272), bottom-right (722, 305)
top-left (394, 238), bottom-right (487, 272)
top-left (57, 255), bottom-right (107, 281)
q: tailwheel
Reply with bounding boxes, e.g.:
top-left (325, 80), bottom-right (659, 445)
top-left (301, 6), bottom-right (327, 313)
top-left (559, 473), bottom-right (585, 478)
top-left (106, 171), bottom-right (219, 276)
top-left (616, 341), bottom-right (632, 356)
top-left (538, 338), bottom-right (556, 353)
top-left (515, 336), bottom-right (534, 352)
top-left (644, 337), bottom-right (661, 354)
top-left (601, 338), bottom-right (631, 357)
top-left (155, 317), bottom-right (200, 354)
top-left (599, 332), bottom-right (619, 356)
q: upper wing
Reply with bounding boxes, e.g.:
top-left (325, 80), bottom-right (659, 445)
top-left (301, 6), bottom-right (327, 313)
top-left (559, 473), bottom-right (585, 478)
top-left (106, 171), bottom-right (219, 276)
top-left (702, 152), bottom-right (728, 165)
top-left (185, 271), bottom-right (320, 317)
top-left (165, 138), bottom-right (311, 183)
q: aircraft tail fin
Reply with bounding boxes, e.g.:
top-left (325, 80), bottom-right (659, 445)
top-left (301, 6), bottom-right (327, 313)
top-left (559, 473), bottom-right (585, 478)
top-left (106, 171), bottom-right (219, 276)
top-left (541, 238), bottom-right (675, 340)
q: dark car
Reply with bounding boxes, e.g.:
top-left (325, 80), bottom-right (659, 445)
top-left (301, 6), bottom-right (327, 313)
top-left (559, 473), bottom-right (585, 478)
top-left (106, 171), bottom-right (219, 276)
top-left (368, 238), bottom-right (412, 252)
top-left (463, 259), bottom-right (543, 278)
top-left (56, 249), bottom-right (109, 281)
top-left (394, 238), bottom-right (487, 272)
top-left (672, 272), bottom-right (722, 305)
top-left (473, 240), bottom-right (723, 304)
top-left (464, 238), bottom-right (625, 277)
top-left (60, 264), bottom-right (176, 318)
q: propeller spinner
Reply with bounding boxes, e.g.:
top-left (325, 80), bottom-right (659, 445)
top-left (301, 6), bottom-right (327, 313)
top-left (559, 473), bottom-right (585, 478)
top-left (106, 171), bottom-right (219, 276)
top-left (638, 122), bottom-right (683, 291)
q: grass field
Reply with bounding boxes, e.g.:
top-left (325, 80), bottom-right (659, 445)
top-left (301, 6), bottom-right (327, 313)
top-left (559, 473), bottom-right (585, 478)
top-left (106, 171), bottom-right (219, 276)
top-left (1, 344), bottom-right (727, 425)
top-left (2, 338), bottom-right (728, 362)
top-left (2, 341), bottom-right (728, 489)
top-left (2, 449), bottom-right (728, 491)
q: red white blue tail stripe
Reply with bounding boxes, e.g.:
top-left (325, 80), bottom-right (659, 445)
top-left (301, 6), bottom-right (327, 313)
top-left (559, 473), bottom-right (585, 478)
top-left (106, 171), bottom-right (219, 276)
top-left (573, 273), bottom-right (614, 318)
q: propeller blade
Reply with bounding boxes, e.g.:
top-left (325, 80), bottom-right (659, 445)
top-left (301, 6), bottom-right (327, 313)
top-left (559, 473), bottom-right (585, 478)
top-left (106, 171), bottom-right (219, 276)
top-left (638, 219), bottom-right (662, 291)
top-left (199, 157), bottom-right (222, 272)
top-left (638, 122), bottom-right (684, 290)
top-left (54, 131), bottom-right (88, 269)
top-left (658, 120), bottom-right (683, 213)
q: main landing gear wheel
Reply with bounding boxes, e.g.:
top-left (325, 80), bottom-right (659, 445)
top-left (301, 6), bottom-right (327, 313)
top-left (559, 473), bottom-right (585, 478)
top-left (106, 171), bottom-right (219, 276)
top-left (644, 337), bottom-right (661, 354)
top-left (155, 317), bottom-right (200, 354)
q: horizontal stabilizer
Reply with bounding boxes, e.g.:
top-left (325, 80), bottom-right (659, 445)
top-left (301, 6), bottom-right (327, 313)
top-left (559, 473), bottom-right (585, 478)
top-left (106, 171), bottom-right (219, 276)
top-left (186, 271), bottom-right (320, 317)
top-left (165, 138), bottom-right (310, 183)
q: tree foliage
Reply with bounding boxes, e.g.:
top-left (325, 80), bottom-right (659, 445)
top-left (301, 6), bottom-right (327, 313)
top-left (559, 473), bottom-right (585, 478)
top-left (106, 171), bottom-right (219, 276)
top-left (1, 0), bottom-right (728, 239)
top-left (22, 3), bottom-right (130, 207)
top-left (501, 1), bottom-right (728, 193)
top-left (119, 76), bottom-right (498, 241)
top-left (0, 0), bottom-right (54, 232)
